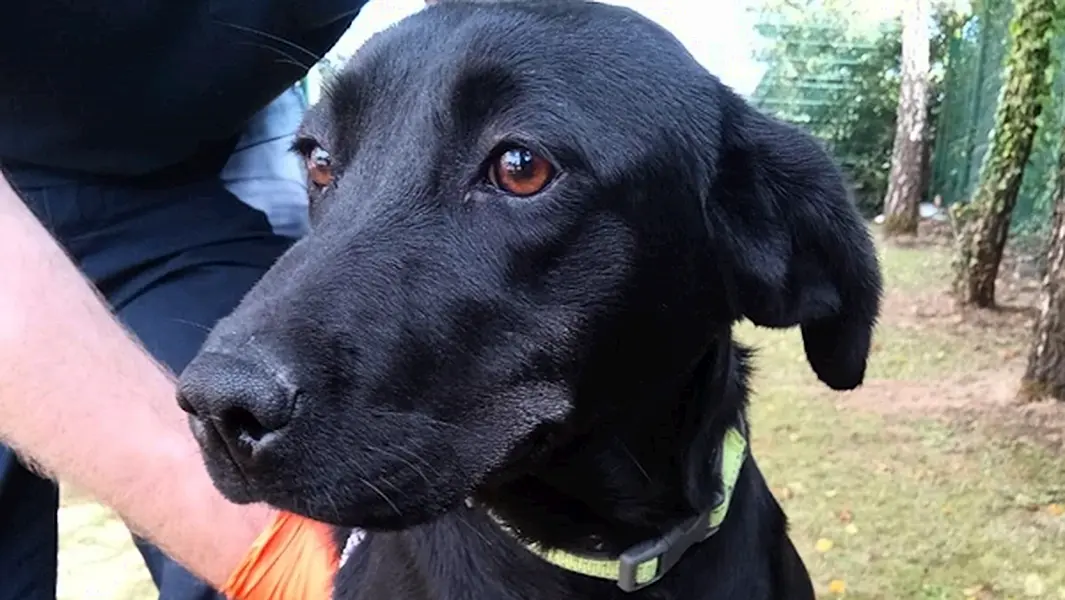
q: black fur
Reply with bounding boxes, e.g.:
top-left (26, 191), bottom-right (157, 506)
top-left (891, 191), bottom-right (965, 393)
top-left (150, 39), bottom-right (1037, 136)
top-left (176, 2), bottom-right (882, 598)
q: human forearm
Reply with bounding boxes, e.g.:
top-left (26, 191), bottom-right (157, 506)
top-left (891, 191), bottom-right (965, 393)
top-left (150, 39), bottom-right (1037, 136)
top-left (0, 173), bottom-right (274, 588)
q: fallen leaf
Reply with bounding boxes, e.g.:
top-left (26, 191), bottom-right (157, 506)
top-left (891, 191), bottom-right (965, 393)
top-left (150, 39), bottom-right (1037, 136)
top-left (844, 524), bottom-right (859, 535)
top-left (815, 538), bottom-right (834, 553)
top-left (1024, 573), bottom-right (1045, 597)
top-left (838, 509), bottom-right (853, 523)
top-left (1047, 503), bottom-right (1064, 517)
top-left (964, 583), bottom-right (995, 599)
top-left (824, 489), bottom-right (839, 498)
top-left (828, 579), bottom-right (846, 595)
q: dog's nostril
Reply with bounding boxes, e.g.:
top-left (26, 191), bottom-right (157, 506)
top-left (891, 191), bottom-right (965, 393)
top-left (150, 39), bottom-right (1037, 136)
top-left (176, 391), bottom-right (198, 417)
top-left (179, 350), bottom-right (297, 458)
top-left (219, 406), bottom-right (273, 446)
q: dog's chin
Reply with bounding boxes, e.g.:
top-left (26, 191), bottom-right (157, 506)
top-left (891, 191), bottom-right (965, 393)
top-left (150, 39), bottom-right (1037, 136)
top-left (202, 460), bottom-right (262, 505)
top-left (200, 449), bottom-right (479, 530)
top-left (255, 475), bottom-right (473, 531)
top-left (189, 411), bottom-right (541, 529)
top-left (196, 452), bottom-right (466, 528)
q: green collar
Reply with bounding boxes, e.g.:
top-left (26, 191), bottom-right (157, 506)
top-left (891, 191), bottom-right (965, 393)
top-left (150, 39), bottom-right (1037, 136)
top-left (486, 426), bottom-right (748, 593)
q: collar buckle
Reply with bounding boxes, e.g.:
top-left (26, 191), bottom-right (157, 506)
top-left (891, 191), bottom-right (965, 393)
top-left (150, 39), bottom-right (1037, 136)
top-left (616, 508), bottom-right (717, 592)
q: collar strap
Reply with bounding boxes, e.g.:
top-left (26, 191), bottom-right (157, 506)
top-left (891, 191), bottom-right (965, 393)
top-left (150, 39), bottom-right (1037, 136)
top-left (488, 425), bottom-right (748, 593)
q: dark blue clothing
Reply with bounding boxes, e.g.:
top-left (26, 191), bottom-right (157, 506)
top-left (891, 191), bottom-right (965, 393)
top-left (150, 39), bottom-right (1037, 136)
top-left (0, 1), bottom-right (364, 179)
top-left (0, 177), bottom-right (294, 599)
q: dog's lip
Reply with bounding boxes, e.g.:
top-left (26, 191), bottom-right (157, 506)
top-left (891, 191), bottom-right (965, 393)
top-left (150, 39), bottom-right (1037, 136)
top-left (187, 414), bottom-right (212, 447)
top-left (188, 415), bottom-right (261, 495)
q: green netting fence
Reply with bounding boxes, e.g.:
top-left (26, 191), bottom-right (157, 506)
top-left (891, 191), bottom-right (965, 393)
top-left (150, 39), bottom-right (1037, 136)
top-left (751, 16), bottom-right (903, 216)
top-left (930, 0), bottom-right (1065, 235)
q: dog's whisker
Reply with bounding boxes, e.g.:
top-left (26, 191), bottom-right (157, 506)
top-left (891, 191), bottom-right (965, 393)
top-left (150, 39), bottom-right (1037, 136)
top-left (367, 445), bottom-right (433, 486)
top-left (363, 408), bottom-right (479, 439)
top-left (218, 21), bottom-right (322, 64)
top-left (615, 437), bottom-right (652, 484)
top-left (322, 490), bottom-right (345, 524)
top-left (359, 477), bottom-right (403, 517)
top-left (392, 445), bottom-right (437, 468)
top-left (169, 318), bottom-right (212, 334)
top-left (232, 41), bottom-right (314, 71)
top-left (392, 446), bottom-right (446, 480)
top-left (275, 57), bottom-right (313, 71)
top-left (378, 473), bottom-right (403, 495)
top-left (454, 511), bottom-right (496, 549)
top-left (346, 455), bottom-right (372, 479)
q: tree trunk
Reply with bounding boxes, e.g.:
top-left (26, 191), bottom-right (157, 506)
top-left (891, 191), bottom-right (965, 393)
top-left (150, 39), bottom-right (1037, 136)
top-left (883, 0), bottom-right (931, 238)
top-left (951, 0), bottom-right (1055, 308)
top-left (1019, 146), bottom-right (1065, 403)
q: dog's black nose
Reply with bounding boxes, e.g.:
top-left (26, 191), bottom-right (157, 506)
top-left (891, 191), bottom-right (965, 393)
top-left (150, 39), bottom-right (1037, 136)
top-left (177, 351), bottom-right (297, 462)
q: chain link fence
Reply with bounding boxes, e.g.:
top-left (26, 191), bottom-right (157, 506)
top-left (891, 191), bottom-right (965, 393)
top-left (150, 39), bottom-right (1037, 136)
top-left (929, 0), bottom-right (1065, 236)
top-left (751, 16), bottom-right (902, 217)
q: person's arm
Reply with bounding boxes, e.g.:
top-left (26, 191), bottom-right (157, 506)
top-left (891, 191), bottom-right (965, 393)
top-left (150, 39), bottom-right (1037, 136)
top-left (0, 172), bottom-right (275, 588)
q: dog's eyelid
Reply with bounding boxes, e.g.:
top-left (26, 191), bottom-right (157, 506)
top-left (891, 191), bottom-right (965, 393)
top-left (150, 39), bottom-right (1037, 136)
top-left (291, 136), bottom-right (321, 158)
top-left (487, 135), bottom-right (557, 164)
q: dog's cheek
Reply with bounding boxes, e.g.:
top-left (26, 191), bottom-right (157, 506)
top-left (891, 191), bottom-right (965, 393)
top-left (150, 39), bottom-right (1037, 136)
top-left (459, 382), bottom-right (574, 480)
top-left (262, 413), bottom-right (475, 527)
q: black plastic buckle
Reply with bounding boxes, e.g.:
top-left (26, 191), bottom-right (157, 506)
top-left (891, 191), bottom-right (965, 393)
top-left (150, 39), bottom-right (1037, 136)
top-left (616, 510), bottom-right (718, 592)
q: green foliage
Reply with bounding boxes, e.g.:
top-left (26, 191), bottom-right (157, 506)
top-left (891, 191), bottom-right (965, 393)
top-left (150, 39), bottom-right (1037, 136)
top-left (950, 0), bottom-right (1058, 306)
top-left (751, 1), bottom-right (966, 217)
top-left (931, 0), bottom-right (1065, 240)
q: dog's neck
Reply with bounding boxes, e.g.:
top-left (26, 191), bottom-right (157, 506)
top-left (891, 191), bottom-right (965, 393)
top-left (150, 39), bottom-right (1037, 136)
top-left (477, 335), bottom-right (749, 557)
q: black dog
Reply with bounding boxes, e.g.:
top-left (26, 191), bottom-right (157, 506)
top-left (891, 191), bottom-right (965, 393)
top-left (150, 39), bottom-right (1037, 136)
top-left (177, 1), bottom-right (882, 598)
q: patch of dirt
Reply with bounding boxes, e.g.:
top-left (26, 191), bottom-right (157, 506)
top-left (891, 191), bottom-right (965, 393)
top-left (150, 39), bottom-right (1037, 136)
top-left (879, 229), bottom-right (1043, 336)
top-left (845, 240), bottom-right (1065, 453)
top-left (881, 218), bottom-right (955, 249)
top-left (880, 285), bottom-right (1038, 335)
top-left (840, 372), bottom-right (1065, 453)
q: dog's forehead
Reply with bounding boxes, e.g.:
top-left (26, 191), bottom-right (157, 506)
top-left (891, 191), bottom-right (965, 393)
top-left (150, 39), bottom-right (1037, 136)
top-left (326, 2), bottom-right (698, 116)
top-left (302, 1), bottom-right (727, 179)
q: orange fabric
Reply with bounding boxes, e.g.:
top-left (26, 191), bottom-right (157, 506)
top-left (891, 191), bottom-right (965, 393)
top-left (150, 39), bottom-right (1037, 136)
top-left (222, 511), bottom-right (340, 600)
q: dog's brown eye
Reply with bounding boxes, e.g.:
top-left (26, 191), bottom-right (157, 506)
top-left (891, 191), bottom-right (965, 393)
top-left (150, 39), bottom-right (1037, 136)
top-left (489, 147), bottom-right (553, 197)
top-left (307, 146), bottom-right (335, 189)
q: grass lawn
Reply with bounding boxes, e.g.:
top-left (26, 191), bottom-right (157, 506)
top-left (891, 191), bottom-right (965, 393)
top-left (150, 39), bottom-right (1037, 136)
top-left (57, 232), bottom-right (1065, 599)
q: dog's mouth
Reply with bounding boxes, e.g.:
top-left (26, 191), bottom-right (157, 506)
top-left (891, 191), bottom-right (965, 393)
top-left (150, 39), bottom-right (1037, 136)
top-left (186, 413), bottom-right (263, 504)
top-left (180, 385), bottom-right (506, 528)
top-left (178, 328), bottom-right (580, 528)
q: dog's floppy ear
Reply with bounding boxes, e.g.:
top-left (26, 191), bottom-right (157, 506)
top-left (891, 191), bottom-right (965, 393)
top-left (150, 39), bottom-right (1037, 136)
top-left (707, 95), bottom-right (882, 390)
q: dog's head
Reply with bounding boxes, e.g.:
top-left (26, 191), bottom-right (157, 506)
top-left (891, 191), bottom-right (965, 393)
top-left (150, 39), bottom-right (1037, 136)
top-left (177, 0), bottom-right (881, 529)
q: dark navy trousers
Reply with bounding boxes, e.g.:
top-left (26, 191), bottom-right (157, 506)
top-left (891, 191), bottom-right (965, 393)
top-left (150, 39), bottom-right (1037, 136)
top-left (0, 176), bottom-right (294, 599)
